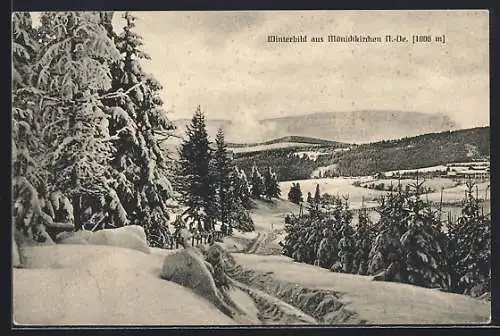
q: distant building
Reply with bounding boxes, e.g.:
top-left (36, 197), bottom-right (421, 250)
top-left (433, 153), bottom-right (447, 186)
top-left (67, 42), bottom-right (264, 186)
top-left (455, 170), bottom-right (489, 179)
top-left (447, 168), bottom-right (488, 180)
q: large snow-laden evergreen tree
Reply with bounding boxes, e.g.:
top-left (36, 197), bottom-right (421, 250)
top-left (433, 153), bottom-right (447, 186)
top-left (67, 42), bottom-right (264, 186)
top-left (233, 166), bottom-right (252, 209)
top-left (263, 166), bottom-right (281, 200)
top-left (353, 207), bottom-right (375, 275)
top-left (368, 184), bottom-right (410, 281)
top-left (12, 13), bottom-right (89, 245)
top-left (212, 128), bottom-right (237, 226)
top-left (250, 166), bottom-right (264, 199)
top-left (12, 12), bottom-right (46, 221)
top-left (400, 181), bottom-right (451, 290)
top-left (177, 106), bottom-right (217, 232)
top-left (448, 181), bottom-right (490, 296)
top-left (100, 12), bottom-right (175, 246)
top-left (33, 12), bottom-right (124, 232)
top-left (12, 12), bottom-right (123, 242)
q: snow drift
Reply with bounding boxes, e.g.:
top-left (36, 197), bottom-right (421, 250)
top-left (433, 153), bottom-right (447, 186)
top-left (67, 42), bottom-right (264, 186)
top-left (55, 225), bottom-right (150, 254)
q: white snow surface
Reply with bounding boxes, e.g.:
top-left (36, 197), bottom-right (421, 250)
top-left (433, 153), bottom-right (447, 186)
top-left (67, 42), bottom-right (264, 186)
top-left (13, 244), bottom-right (236, 326)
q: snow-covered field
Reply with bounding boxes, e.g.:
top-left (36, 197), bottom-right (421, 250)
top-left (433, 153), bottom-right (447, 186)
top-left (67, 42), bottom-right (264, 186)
top-left (280, 177), bottom-right (384, 209)
top-left (12, 176), bottom-right (490, 326)
top-left (384, 165), bottom-right (449, 176)
top-left (280, 177), bottom-right (490, 209)
top-left (13, 193), bottom-right (491, 326)
top-left (359, 177), bottom-right (459, 191)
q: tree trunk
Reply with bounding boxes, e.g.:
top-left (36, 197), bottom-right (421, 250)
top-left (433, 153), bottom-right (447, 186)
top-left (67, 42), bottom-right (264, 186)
top-left (73, 194), bottom-right (82, 231)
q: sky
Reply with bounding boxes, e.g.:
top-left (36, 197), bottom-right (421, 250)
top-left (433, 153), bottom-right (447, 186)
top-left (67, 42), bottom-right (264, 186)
top-left (33, 11), bottom-right (490, 129)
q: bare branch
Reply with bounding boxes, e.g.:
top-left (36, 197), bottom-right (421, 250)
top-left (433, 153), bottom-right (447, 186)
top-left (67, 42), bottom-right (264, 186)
top-left (41, 119), bottom-right (67, 138)
top-left (45, 221), bottom-right (75, 230)
top-left (157, 132), bottom-right (183, 140)
top-left (97, 82), bottom-right (145, 100)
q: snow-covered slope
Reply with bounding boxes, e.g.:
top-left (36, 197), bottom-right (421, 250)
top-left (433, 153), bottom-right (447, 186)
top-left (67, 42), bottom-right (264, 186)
top-left (231, 253), bottom-right (490, 325)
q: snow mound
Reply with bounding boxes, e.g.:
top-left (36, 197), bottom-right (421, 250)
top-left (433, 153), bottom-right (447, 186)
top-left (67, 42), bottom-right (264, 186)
top-left (57, 225), bottom-right (150, 254)
top-left (160, 247), bottom-right (239, 318)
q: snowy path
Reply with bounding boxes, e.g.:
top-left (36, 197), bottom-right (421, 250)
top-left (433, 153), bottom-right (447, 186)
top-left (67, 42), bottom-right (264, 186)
top-left (245, 232), bottom-right (267, 254)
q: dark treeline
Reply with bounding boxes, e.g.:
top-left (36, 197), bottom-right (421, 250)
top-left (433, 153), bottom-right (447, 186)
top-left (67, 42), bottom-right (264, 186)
top-left (234, 147), bottom-right (320, 181)
top-left (282, 180), bottom-right (490, 299)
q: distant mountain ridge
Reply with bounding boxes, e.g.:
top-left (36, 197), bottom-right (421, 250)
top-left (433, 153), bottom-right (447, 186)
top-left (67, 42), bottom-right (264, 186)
top-left (226, 136), bottom-right (348, 148)
top-left (172, 110), bottom-right (458, 144)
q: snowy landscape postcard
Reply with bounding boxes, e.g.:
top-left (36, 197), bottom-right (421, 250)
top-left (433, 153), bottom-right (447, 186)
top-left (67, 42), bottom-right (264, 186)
top-left (12, 10), bottom-right (490, 326)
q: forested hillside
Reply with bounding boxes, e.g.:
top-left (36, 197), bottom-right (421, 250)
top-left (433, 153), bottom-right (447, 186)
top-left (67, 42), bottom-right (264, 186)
top-left (234, 127), bottom-right (489, 180)
top-left (334, 127), bottom-right (489, 176)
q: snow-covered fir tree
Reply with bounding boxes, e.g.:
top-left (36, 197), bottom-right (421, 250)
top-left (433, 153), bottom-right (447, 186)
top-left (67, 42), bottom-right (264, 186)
top-left (263, 166), bottom-right (281, 200)
top-left (12, 12), bottom-right (46, 222)
top-left (233, 166), bottom-right (252, 209)
top-left (287, 183), bottom-right (303, 204)
top-left (212, 128), bottom-right (237, 226)
top-left (448, 181), bottom-right (490, 296)
top-left (100, 12), bottom-right (175, 246)
top-left (314, 184), bottom-right (321, 203)
top-left (177, 106), bottom-right (217, 232)
top-left (334, 197), bottom-right (356, 273)
top-left (34, 12), bottom-right (124, 232)
top-left (353, 207), bottom-right (375, 275)
top-left (250, 166), bottom-right (264, 199)
top-left (400, 181), bottom-right (451, 289)
top-left (368, 184), bottom-right (410, 280)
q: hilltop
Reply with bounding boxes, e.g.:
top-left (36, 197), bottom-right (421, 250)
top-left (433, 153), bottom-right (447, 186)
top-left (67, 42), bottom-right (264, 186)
top-left (227, 136), bottom-right (350, 154)
top-left (227, 136), bottom-right (346, 148)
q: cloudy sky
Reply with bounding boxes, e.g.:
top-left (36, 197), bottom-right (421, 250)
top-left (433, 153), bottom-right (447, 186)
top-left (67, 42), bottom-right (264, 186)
top-left (36, 11), bottom-right (490, 129)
